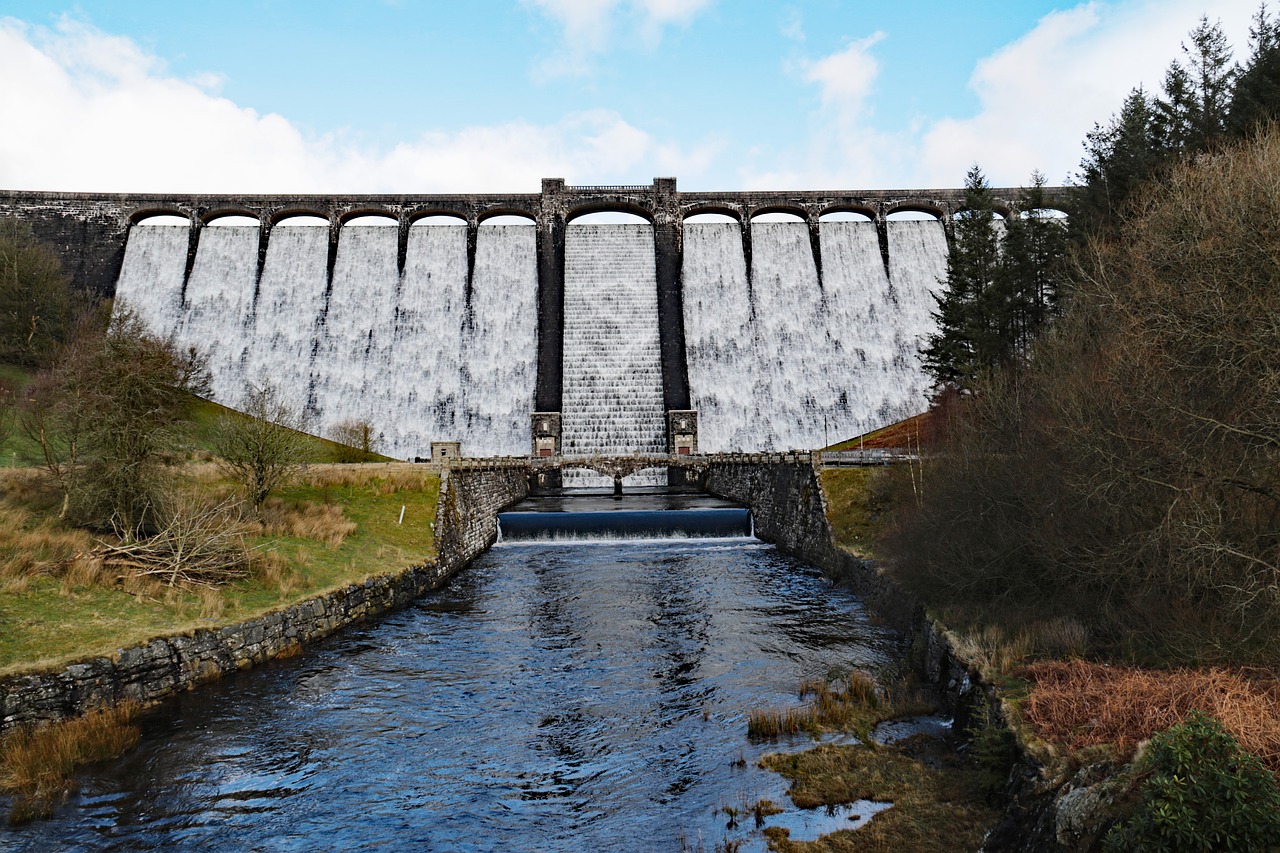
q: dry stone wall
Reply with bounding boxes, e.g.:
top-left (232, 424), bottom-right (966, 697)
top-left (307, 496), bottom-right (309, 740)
top-left (0, 467), bottom-right (528, 730)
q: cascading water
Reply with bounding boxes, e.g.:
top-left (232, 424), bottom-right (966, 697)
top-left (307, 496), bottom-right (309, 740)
top-left (113, 221), bottom-right (537, 460)
top-left (560, 223), bottom-right (666, 487)
top-left (180, 227), bottom-right (260, 406)
top-left (243, 225), bottom-right (330, 417)
top-left (683, 220), bottom-right (946, 453)
top-left (113, 225), bottom-right (187, 334)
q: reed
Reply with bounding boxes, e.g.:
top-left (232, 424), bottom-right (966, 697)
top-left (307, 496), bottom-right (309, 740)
top-left (0, 702), bottom-right (142, 822)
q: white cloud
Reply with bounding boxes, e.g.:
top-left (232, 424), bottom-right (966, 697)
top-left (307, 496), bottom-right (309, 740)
top-left (0, 17), bottom-right (718, 194)
top-left (747, 0), bottom-right (1259, 190)
top-left (523, 0), bottom-right (714, 79)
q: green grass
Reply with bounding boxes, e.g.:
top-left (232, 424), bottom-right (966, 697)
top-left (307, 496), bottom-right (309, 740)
top-left (0, 466), bottom-right (439, 677)
top-left (817, 468), bottom-right (881, 556)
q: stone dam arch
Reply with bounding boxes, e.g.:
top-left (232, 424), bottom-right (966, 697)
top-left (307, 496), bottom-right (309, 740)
top-left (0, 178), bottom-right (1069, 463)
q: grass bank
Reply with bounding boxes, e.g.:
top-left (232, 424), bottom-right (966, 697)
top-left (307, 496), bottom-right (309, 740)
top-left (0, 464), bottom-right (439, 677)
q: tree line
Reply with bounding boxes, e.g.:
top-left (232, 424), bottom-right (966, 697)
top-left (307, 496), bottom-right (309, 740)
top-left (891, 7), bottom-right (1280, 665)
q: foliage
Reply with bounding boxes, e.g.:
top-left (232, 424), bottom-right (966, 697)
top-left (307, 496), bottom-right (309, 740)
top-left (1104, 711), bottom-right (1280, 852)
top-left (21, 304), bottom-right (208, 535)
top-left (1229, 4), bottom-right (1280, 134)
top-left (886, 129), bottom-right (1280, 665)
top-left (921, 167), bottom-right (1067, 392)
top-left (212, 380), bottom-right (309, 509)
top-left (0, 219), bottom-right (76, 367)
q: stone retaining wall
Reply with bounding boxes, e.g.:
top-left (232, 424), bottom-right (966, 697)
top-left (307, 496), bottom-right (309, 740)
top-left (0, 467), bottom-right (529, 730)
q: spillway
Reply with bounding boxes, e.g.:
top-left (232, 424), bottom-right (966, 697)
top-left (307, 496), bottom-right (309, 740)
top-left (115, 215), bottom-right (948, 461)
top-left (682, 220), bottom-right (946, 453)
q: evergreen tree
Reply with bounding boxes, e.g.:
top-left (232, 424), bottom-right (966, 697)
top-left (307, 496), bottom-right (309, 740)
top-left (1154, 16), bottom-right (1235, 152)
top-left (1070, 88), bottom-right (1162, 237)
top-left (1228, 3), bottom-right (1280, 135)
top-left (1000, 172), bottom-right (1068, 361)
top-left (921, 165), bottom-right (1002, 390)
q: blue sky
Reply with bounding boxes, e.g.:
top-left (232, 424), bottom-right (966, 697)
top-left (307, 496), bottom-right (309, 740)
top-left (0, 1), bottom-right (1263, 193)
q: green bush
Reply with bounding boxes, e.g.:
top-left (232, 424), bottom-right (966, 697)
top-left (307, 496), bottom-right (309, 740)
top-left (1105, 710), bottom-right (1280, 852)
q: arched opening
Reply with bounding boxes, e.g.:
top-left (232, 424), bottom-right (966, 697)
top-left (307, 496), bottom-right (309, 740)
top-left (819, 211), bottom-right (873, 223)
top-left (412, 214), bottom-right (467, 227)
top-left (1022, 208), bottom-right (1069, 220)
top-left (274, 213), bottom-right (329, 227)
top-left (479, 214), bottom-right (535, 227)
top-left (343, 213), bottom-right (398, 228)
top-left (751, 211), bottom-right (805, 223)
top-left (568, 211), bottom-right (651, 225)
top-left (132, 213), bottom-right (189, 227)
top-left (886, 210), bottom-right (942, 221)
top-left (205, 215), bottom-right (260, 227)
top-left (684, 212), bottom-right (738, 224)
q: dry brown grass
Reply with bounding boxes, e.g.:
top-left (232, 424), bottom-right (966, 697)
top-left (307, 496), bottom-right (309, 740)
top-left (303, 463), bottom-right (436, 493)
top-left (256, 498), bottom-right (355, 549)
top-left (0, 504), bottom-right (96, 585)
top-left (1020, 660), bottom-right (1280, 771)
top-left (749, 671), bottom-right (889, 739)
top-left (0, 701), bottom-right (142, 822)
top-left (252, 549), bottom-right (304, 597)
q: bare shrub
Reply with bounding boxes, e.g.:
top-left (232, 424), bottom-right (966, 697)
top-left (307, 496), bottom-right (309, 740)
top-left (884, 128), bottom-right (1280, 663)
top-left (213, 381), bottom-right (308, 510)
top-left (94, 493), bottom-right (254, 588)
top-left (328, 418), bottom-right (382, 463)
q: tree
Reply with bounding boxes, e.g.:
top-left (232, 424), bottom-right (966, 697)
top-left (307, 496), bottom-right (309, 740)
top-left (921, 165), bottom-right (1002, 390)
top-left (887, 128), bottom-right (1280, 663)
top-left (212, 381), bottom-right (308, 510)
top-left (1228, 3), bottom-right (1280, 135)
top-left (922, 167), bottom-right (1066, 392)
top-left (24, 304), bottom-right (208, 536)
top-left (0, 218), bottom-right (76, 366)
top-left (1154, 16), bottom-right (1235, 153)
top-left (329, 418), bottom-right (381, 463)
top-left (1071, 88), bottom-right (1163, 237)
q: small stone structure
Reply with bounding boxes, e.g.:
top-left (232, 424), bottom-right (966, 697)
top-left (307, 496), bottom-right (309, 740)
top-left (430, 441), bottom-right (461, 464)
top-left (666, 410), bottom-right (698, 455)
top-left (530, 412), bottom-right (561, 457)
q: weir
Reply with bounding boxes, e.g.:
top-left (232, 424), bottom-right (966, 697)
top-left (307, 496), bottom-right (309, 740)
top-left (0, 178), bottom-right (1069, 463)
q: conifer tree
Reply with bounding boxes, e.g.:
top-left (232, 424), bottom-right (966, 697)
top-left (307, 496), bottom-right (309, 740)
top-left (1229, 3), bottom-right (1280, 134)
top-left (1154, 16), bottom-right (1235, 152)
top-left (1071, 88), bottom-right (1162, 237)
top-left (921, 165), bottom-right (1001, 390)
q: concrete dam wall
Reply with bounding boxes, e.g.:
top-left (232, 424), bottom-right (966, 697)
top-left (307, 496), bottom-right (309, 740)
top-left (0, 179), bottom-right (1068, 459)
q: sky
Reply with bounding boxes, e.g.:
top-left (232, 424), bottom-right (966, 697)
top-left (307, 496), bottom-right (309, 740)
top-left (0, 1), bottom-right (1265, 194)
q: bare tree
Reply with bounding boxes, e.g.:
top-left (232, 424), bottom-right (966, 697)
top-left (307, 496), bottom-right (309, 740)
top-left (212, 380), bottom-right (308, 510)
top-left (328, 417), bottom-right (381, 463)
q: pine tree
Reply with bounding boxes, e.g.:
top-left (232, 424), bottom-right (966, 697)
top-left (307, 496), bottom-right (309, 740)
top-left (1229, 3), bottom-right (1280, 135)
top-left (1154, 16), bottom-right (1235, 152)
top-left (1071, 88), bottom-right (1162, 237)
top-left (1000, 172), bottom-right (1068, 361)
top-left (921, 165), bottom-right (1001, 390)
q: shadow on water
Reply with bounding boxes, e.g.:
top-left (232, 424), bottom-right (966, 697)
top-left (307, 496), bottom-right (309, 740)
top-left (8, 497), bottom-right (902, 851)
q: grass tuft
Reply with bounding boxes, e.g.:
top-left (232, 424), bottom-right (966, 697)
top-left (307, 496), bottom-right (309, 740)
top-left (0, 702), bottom-right (142, 823)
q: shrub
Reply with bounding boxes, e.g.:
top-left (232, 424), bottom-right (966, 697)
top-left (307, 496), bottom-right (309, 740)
top-left (1105, 710), bottom-right (1280, 851)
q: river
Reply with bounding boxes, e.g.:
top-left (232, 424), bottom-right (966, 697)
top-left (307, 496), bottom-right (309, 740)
top-left (8, 496), bottom-right (901, 851)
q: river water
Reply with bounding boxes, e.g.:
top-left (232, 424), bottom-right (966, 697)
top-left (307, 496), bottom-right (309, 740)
top-left (8, 499), bottom-right (900, 851)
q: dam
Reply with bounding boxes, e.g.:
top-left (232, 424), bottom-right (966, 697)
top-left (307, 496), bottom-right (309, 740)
top-left (0, 179), bottom-right (1068, 461)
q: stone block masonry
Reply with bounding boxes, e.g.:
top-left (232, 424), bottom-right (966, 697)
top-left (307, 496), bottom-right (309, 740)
top-left (0, 467), bottom-right (529, 730)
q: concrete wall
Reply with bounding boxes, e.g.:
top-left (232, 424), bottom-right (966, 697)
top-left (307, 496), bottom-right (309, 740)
top-left (0, 467), bottom-right (528, 730)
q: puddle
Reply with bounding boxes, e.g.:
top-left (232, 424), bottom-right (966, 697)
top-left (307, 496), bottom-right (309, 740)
top-left (764, 799), bottom-right (895, 841)
top-left (870, 714), bottom-right (952, 745)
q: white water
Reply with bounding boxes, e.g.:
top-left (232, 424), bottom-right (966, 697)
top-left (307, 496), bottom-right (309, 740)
top-left (244, 226), bottom-right (330, 418)
top-left (683, 220), bottom-right (946, 452)
top-left (115, 222), bottom-right (537, 460)
top-left (181, 227), bottom-right (260, 405)
top-left (113, 225), bottom-right (187, 334)
top-left (116, 217), bottom-right (947, 460)
top-left (560, 223), bottom-right (666, 486)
